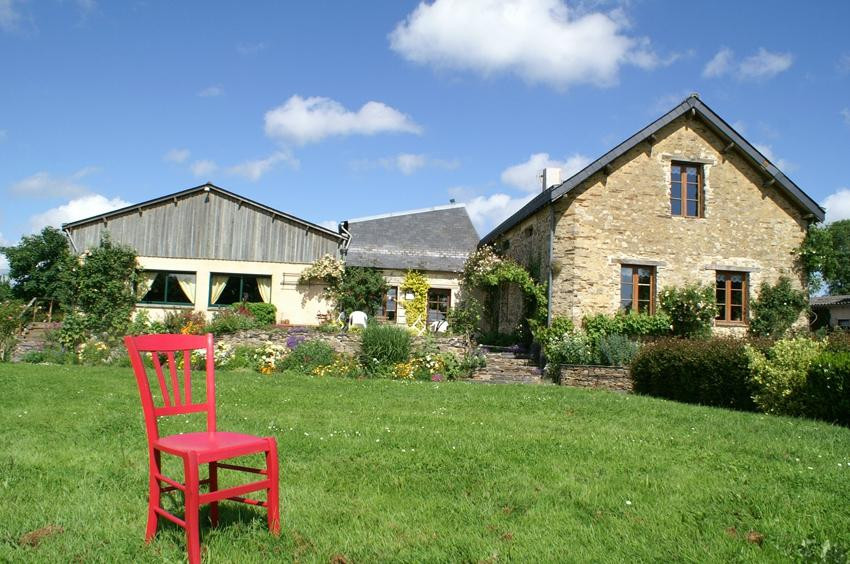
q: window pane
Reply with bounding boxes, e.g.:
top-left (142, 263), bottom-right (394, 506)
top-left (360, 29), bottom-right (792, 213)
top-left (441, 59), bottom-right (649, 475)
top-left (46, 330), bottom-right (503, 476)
top-left (730, 274), bottom-right (744, 288)
top-left (638, 284), bottom-right (650, 302)
top-left (142, 273), bottom-right (167, 302)
top-left (731, 290), bottom-right (743, 306)
top-left (240, 276), bottom-right (262, 302)
top-left (686, 183), bottom-right (699, 200)
top-left (620, 266), bottom-right (633, 283)
top-left (686, 200), bottom-right (698, 217)
top-left (671, 165), bottom-right (680, 177)
top-left (671, 198), bottom-right (682, 216)
top-left (215, 276), bottom-right (242, 305)
top-left (637, 268), bottom-right (652, 284)
top-left (637, 300), bottom-right (651, 314)
top-left (620, 300), bottom-right (633, 313)
top-left (686, 167), bottom-right (698, 182)
top-left (386, 287), bottom-right (397, 312)
top-left (165, 274), bottom-right (191, 304)
top-left (620, 284), bottom-right (633, 301)
top-left (731, 306), bottom-right (743, 322)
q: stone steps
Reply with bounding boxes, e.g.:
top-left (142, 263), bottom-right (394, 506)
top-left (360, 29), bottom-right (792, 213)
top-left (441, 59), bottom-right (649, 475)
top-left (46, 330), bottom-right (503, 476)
top-left (469, 347), bottom-right (551, 385)
top-left (11, 322), bottom-right (61, 362)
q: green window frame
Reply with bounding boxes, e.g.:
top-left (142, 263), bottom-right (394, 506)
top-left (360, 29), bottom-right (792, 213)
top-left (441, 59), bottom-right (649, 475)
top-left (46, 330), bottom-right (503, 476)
top-left (138, 270), bottom-right (195, 306)
top-left (208, 273), bottom-right (272, 307)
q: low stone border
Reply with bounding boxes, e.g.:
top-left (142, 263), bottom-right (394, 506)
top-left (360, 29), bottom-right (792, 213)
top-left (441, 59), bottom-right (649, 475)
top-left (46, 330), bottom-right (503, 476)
top-left (555, 364), bottom-right (632, 393)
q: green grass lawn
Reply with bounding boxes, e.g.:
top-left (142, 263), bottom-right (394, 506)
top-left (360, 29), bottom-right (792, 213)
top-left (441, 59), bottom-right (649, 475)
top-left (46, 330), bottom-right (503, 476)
top-left (1, 364), bottom-right (848, 563)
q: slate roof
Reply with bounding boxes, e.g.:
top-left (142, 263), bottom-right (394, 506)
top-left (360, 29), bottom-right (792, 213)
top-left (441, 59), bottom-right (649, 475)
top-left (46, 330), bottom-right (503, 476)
top-left (480, 94), bottom-right (825, 245)
top-left (343, 204), bottom-right (479, 272)
top-left (811, 295), bottom-right (850, 307)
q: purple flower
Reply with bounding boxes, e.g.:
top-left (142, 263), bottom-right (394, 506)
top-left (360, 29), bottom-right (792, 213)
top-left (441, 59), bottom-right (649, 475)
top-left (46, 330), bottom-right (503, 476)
top-left (286, 335), bottom-right (305, 349)
top-left (431, 373), bottom-right (444, 382)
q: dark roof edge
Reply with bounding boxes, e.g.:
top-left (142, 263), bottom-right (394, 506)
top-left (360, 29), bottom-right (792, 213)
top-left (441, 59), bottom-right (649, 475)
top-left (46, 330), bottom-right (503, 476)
top-left (480, 95), bottom-right (825, 245)
top-left (61, 183), bottom-right (344, 240)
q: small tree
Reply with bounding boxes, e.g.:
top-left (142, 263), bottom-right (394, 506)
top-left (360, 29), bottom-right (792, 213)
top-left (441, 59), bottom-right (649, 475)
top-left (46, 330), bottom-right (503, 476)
top-left (748, 276), bottom-right (808, 338)
top-left (658, 283), bottom-right (717, 338)
top-left (58, 234), bottom-right (140, 342)
top-left (447, 295), bottom-right (482, 348)
top-left (799, 220), bottom-right (850, 294)
top-left (334, 266), bottom-right (387, 317)
top-left (1, 227), bottom-right (71, 302)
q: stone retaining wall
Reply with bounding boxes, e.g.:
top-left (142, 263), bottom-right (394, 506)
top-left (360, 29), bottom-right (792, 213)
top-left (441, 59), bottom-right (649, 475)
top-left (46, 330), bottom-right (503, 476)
top-left (217, 327), bottom-right (470, 357)
top-left (556, 364), bottom-right (632, 393)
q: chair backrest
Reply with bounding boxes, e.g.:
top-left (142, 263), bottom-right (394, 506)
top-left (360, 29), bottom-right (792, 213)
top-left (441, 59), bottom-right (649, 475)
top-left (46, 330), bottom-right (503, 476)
top-left (124, 333), bottom-right (217, 443)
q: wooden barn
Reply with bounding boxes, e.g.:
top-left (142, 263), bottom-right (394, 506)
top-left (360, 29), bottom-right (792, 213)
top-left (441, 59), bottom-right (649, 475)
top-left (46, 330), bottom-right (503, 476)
top-left (62, 183), bottom-right (344, 325)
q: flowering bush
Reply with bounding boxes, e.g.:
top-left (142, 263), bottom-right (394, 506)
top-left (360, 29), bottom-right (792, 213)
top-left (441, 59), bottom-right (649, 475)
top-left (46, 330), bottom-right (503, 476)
top-left (252, 342), bottom-right (288, 374)
top-left (401, 270), bottom-right (430, 330)
top-left (546, 332), bottom-right (598, 365)
top-left (77, 339), bottom-right (111, 365)
top-left (162, 310), bottom-right (207, 335)
top-left (746, 337), bottom-right (825, 416)
top-left (658, 283), bottom-right (717, 338)
top-left (298, 254), bottom-right (344, 284)
top-left (184, 341), bottom-right (234, 370)
top-left (748, 276), bottom-right (808, 338)
top-left (312, 354), bottom-right (362, 378)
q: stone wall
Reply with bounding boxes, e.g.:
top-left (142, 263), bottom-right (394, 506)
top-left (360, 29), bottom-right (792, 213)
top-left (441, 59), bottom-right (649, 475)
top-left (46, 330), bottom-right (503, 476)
top-left (557, 364), bottom-right (632, 393)
top-left (217, 327), bottom-right (470, 357)
top-left (490, 114), bottom-right (809, 333)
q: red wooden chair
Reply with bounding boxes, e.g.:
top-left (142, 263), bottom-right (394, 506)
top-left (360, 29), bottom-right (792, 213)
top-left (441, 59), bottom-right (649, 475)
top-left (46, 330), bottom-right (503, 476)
top-left (124, 333), bottom-right (280, 564)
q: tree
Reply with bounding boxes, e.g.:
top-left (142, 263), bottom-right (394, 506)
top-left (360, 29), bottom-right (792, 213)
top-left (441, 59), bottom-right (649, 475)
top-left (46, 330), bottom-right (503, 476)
top-left (1, 227), bottom-right (71, 302)
top-left (58, 233), bottom-right (140, 340)
top-left (748, 276), bottom-right (808, 338)
top-left (334, 266), bottom-right (387, 317)
top-left (800, 220), bottom-right (850, 294)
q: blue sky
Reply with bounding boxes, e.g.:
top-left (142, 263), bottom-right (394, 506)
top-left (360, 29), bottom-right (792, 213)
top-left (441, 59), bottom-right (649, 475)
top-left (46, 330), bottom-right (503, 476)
top-left (1, 0), bottom-right (849, 271)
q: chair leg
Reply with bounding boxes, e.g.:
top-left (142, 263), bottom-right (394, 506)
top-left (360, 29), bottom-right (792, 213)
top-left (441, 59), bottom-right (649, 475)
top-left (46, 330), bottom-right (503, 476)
top-left (146, 450), bottom-right (161, 542)
top-left (184, 453), bottom-right (201, 564)
top-left (265, 438), bottom-right (280, 535)
top-left (208, 462), bottom-right (219, 527)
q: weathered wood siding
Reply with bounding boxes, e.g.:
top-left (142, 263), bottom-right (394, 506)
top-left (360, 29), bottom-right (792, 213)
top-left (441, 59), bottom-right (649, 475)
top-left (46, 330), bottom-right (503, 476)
top-left (66, 190), bottom-right (340, 263)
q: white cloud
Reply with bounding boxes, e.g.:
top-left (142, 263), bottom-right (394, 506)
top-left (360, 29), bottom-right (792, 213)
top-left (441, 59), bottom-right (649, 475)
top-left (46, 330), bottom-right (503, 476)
top-left (318, 220), bottom-right (339, 231)
top-left (702, 47), bottom-right (733, 78)
top-left (29, 194), bottom-right (130, 231)
top-left (389, 0), bottom-right (663, 90)
top-left (227, 151), bottom-right (299, 181)
top-left (754, 144), bottom-right (793, 172)
top-left (823, 188), bottom-right (850, 223)
top-left (190, 160), bottom-right (218, 178)
top-left (352, 153), bottom-right (459, 175)
top-left (163, 148), bottom-right (191, 164)
top-left (198, 85), bottom-right (224, 97)
top-left (9, 167), bottom-right (99, 198)
top-left (461, 192), bottom-right (535, 235)
top-left (0, 0), bottom-right (21, 32)
top-left (500, 152), bottom-right (591, 192)
top-left (841, 108), bottom-right (850, 125)
top-left (264, 95), bottom-right (422, 145)
top-left (739, 48), bottom-right (793, 79)
top-left (703, 47), bottom-right (793, 81)
top-left (237, 42), bottom-right (267, 55)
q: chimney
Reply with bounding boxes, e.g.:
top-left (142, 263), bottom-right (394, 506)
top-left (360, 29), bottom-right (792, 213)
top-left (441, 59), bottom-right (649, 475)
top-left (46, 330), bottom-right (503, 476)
top-left (541, 167), bottom-right (561, 191)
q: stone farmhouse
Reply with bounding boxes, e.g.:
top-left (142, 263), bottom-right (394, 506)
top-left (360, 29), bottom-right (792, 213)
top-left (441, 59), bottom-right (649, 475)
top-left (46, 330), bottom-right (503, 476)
top-left (342, 205), bottom-right (480, 327)
top-left (480, 94), bottom-right (825, 334)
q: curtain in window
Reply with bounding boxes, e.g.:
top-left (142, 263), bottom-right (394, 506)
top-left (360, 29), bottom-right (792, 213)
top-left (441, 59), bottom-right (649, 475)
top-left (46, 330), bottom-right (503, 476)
top-left (137, 271), bottom-right (158, 298)
top-left (174, 274), bottom-right (196, 304)
top-left (210, 274), bottom-right (229, 304)
top-left (257, 276), bottom-right (272, 304)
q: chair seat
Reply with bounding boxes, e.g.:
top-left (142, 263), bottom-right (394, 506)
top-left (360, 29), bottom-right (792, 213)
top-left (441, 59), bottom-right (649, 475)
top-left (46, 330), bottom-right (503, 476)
top-left (155, 431), bottom-right (269, 462)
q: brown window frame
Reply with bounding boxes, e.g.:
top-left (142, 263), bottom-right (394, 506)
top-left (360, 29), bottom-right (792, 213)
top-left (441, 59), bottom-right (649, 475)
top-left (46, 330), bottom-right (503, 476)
top-left (715, 271), bottom-right (748, 324)
top-left (378, 286), bottom-right (398, 321)
top-left (619, 265), bottom-right (656, 314)
top-left (671, 161), bottom-right (704, 218)
top-left (426, 288), bottom-right (452, 322)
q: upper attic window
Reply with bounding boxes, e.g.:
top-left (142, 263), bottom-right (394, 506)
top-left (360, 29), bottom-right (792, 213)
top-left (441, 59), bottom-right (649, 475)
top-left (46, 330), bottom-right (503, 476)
top-left (671, 162), bottom-right (703, 218)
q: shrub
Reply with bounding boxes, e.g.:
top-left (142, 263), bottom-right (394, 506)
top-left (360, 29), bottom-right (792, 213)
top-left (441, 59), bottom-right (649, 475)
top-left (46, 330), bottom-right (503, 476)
top-left (252, 342), bottom-right (288, 374)
top-left (825, 331), bottom-right (850, 354)
top-left (57, 311), bottom-right (89, 351)
top-left (205, 309), bottom-right (258, 335)
top-left (360, 323), bottom-right (411, 369)
top-left (162, 310), bottom-right (207, 335)
top-left (631, 338), bottom-right (762, 410)
top-left (280, 340), bottom-right (337, 372)
top-left (582, 311), bottom-right (671, 342)
top-left (317, 320), bottom-right (343, 333)
top-left (801, 352), bottom-right (850, 426)
top-left (312, 354), bottom-right (363, 378)
top-left (233, 302), bottom-right (277, 326)
top-left (748, 276), bottom-right (808, 338)
top-left (446, 296), bottom-right (482, 345)
top-left (597, 334), bottom-right (640, 366)
top-left (658, 283), bottom-right (717, 338)
top-left (223, 345), bottom-right (256, 370)
top-left (335, 266), bottom-right (387, 317)
top-left (546, 332), bottom-right (597, 365)
top-left (745, 337), bottom-right (825, 416)
top-left (76, 339), bottom-right (112, 365)
top-left (534, 316), bottom-right (574, 358)
top-left (0, 300), bottom-right (24, 361)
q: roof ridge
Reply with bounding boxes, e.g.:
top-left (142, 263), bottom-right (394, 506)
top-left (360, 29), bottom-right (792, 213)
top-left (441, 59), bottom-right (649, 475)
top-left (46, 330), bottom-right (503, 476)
top-left (346, 203), bottom-right (467, 223)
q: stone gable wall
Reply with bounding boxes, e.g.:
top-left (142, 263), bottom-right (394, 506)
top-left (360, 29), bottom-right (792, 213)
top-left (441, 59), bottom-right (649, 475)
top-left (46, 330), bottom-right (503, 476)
top-left (491, 115), bottom-right (809, 333)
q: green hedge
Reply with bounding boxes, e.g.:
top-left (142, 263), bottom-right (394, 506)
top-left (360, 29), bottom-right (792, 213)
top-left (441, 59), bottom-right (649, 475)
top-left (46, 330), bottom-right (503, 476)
top-left (631, 338), bottom-right (768, 411)
top-left (802, 352), bottom-right (850, 426)
top-left (233, 302), bottom-right (277, 325)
